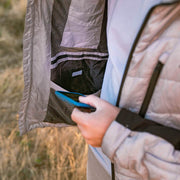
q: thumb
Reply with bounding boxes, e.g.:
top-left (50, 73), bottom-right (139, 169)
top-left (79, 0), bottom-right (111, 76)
top-left (79, 95), bottom-right (100, 108)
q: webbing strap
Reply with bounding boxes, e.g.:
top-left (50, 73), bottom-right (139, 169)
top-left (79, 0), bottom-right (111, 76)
top-left (111, 163), bottom-right (115, 180)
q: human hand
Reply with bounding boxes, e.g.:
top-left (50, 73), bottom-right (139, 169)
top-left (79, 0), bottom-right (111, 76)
top-left (71, 95), bottom-right (120, 147)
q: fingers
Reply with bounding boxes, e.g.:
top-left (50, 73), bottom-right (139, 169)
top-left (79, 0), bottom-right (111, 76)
top-left (79, 95), bottom-right (101, 109)
top-left (77, 122), bottom-right (101, 147)
top-left (71, 107), bottom-right (89, 125)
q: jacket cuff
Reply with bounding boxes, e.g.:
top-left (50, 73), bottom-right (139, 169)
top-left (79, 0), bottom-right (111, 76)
top-left (101, 120), bottom-right (131, 161)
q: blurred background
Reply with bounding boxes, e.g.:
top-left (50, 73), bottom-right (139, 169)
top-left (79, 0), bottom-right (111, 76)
top-left (0, 0), bottom-right (87, 179)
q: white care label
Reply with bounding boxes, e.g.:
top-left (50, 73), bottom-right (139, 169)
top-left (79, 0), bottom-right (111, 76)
top-left (72, 70), bottom-right (83, 77)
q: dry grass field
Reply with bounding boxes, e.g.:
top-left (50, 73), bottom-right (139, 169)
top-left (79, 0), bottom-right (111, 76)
top-left (0, 1), bottom-right (87, 179)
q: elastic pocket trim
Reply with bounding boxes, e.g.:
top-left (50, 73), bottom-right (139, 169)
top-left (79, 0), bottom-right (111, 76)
top-left (139, 61), bottom-right (164, 117)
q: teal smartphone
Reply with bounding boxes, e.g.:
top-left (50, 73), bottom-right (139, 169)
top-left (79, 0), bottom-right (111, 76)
top-left (55, 91), bottom-right (96, 111)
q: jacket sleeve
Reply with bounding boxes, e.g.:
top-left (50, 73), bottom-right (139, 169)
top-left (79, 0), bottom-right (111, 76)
top-left (101, 108), bottom-right (180, 180)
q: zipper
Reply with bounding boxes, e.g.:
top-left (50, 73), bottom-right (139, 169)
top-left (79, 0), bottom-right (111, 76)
top-left (139, 61), bottom-right (164, 118)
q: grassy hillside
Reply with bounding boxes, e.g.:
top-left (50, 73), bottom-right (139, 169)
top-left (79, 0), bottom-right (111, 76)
top-left (0, 1), bottom-right (87, 179)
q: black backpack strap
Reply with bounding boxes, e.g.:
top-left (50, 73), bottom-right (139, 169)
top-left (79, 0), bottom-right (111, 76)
top-left (116, 109), bottom-right (180, 150)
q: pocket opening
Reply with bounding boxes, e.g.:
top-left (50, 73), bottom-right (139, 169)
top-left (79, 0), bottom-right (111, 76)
top-left (51, 59), bottom-right (107, 94)
top-left (139, 61), bottom-right (164, 117)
